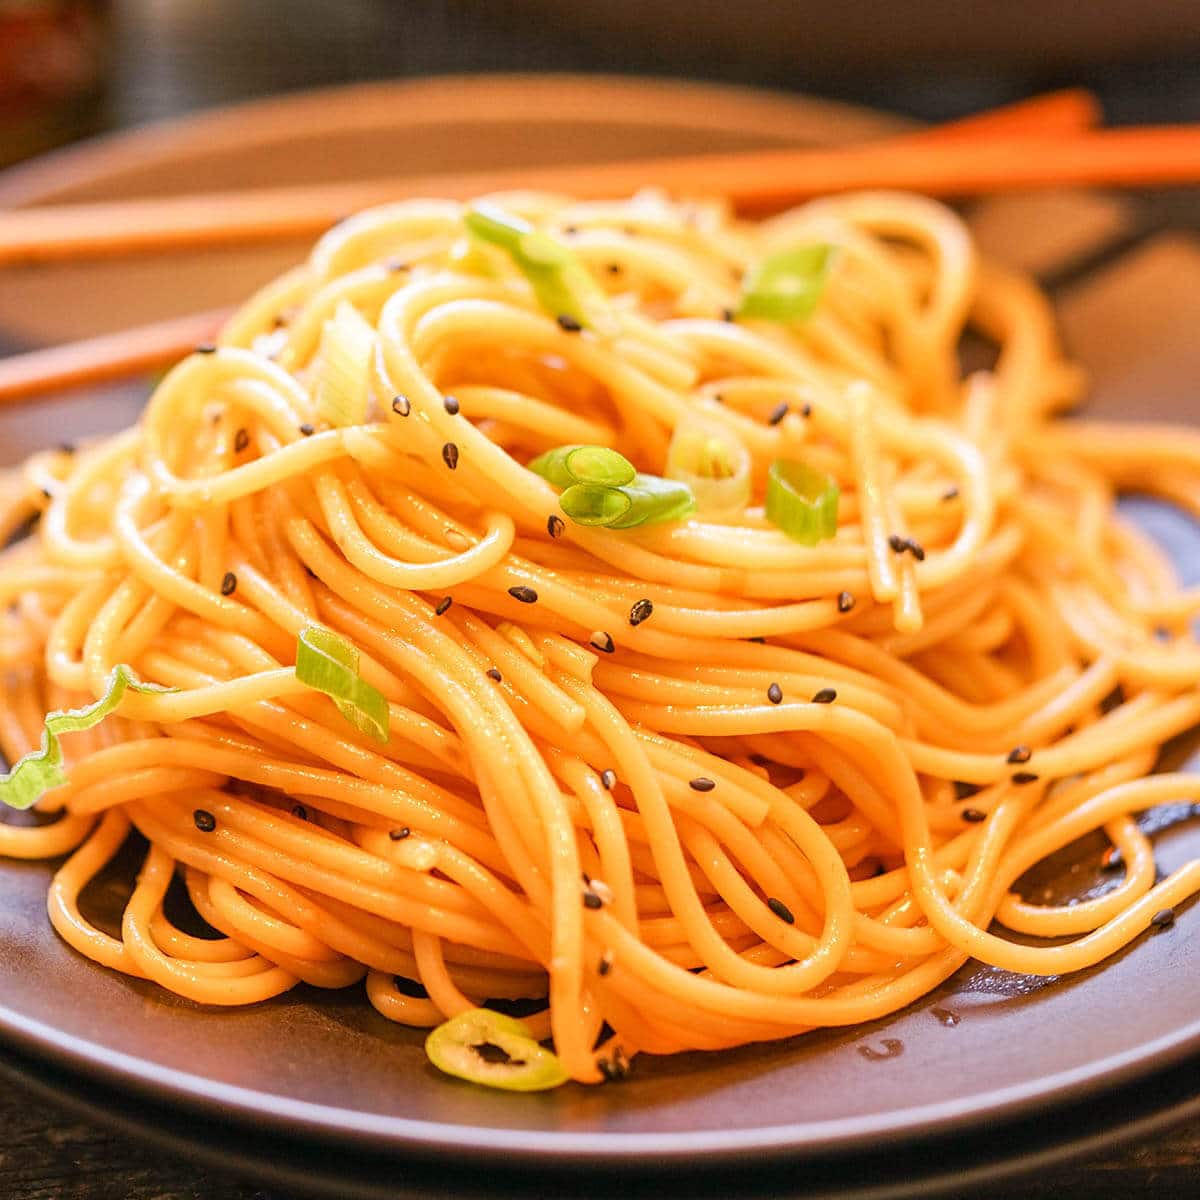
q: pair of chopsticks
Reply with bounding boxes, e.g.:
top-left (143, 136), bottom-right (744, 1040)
top-left (3, 88), bottom-right (1198, 406)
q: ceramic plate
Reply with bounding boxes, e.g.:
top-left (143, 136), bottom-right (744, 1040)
top-left (0, 73), bottom-right (1196, 1187)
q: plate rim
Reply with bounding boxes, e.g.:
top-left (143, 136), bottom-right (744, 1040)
top-left (0, 963), bottom-right (1194, 1165)
top-left (0, 1016), bottom-right (1198, 1199)
top-left (0, 71), bottom-right (905, 207)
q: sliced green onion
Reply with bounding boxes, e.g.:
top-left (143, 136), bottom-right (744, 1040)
top-left (426, 1008), bottom-right (569, 1092)
top-left (313, 300), bottom-right (375, 427)
top-left (464, 202), bottom-right (610, 330)
top-left (764, 460), bottom-right (840, 545)
top-left (296, 626), bottom-right (389, 744)
top-left (527, 444), bottom-right (636, 489)
top-left (557, 484), bottom-right (631, 526)
top-left (561, 474), bottom-right (695, 530)
top-left (462, 202), bottom-right (527, 254)
top-left (665, 420), bottom-right (751, 516)
top-left (0, 666), bottom-right (175, 811)
top-left (737, 244), bottom-right (836, 323)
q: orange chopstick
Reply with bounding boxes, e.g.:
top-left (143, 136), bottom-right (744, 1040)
top-left (0, 94), bottom-right (1143, 270)
top-left (906, 87), bottom-right (1100, 142)
top-left (0, 308), bottom-right (229, 404)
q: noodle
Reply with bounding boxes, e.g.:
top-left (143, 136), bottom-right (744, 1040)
top-left (1, 188), bottom-right (1198, 1086)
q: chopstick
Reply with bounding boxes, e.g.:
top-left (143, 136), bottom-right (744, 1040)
top-left (0, 90), bottom-right (1101, 406)
top-left (904, 87), bottom-right (1100, 142)
top-left (8, 95), bottom-right (1172, 270)
top-left (0, 308), bottom-right (229, 404)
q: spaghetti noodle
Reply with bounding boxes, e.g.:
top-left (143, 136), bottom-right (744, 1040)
top-left (1, 189), bottom-right (1198, 1086)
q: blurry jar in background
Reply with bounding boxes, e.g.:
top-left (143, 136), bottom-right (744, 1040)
top-left (0, 0), bottom-right (111, 167)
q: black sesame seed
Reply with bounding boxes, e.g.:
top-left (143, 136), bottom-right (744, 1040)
top-left (606, 262), bottom-right (621, 275)
top-left (389, 827), bottom-right (411, 841)
top-left (220, 571), bottom-right (237, 597)
top-left (291, 804), bottom-right (308, 821)
top-left (1150, 907), bottom-right (1175, 929)
top-left (1012, 772), bottom-right (1040, 786)
top-left (721, 307), bottom-right (735, 322)
top-left (905, 537), bottom-right (926, 562)
top-left (888, 533), bottom-right (907, 554)
top-left (441, 442), bottom-right (459, 470)
top-left (556, 313), bottom-right (583, 333)
top-left (193, 809), bottom-right (217, 833)
top-left (299, 422), bottom-right (315, 436)
top-left (629, 598), bottom-right (654, 626)
top-left (767, 682), bottom-right (783, 705)
top-left (767, 401), bottom-right (789, 426)
top-left (800, 403), bottom-right (813, 418)
top-left (812, 687), bottom-right (837, 704)
top-left (689, 777), bottom-right (716, 792)
top-left (600, 769), bottom-right (617, 791)
top-left (598, 1048), bottom-right (630, 1081)
top-left (40, 487), bottom-right (51, 500)
top-left (583, 890), bottom-right (604, 910)
top-left (547, 514), bottom-right (565, 539)
top-left (1006, 745), bottom-right (1033, 765)
top-left (590, 631), bottom-right (615, 654)
top-left (194, 342), bottom-right (217, 355)
top-left (962, 808), bottom-right (987, 824)
top-left (434, 596), bottom-right (453, 616)
top-left (486, 667), bottom-right (503, 682)
top-left (508, 585), bottom-right (538, 604)
top-left (598, 953), bottom-right (613, 977)
top-left (442, 394), bottom-right (460, 415)
top-left (941, 485), bottom-right (960, 502)
top-left (767, 897), bottom-right (795, 924)
top-left (391, 395), bottom-right (411, 417)
top-left (837, 590), bottom-right (855, 614)
top-left (234, 428), bottom-right (250, 453)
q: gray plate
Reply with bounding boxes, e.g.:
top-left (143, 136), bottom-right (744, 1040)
top-left (0, 75), bottom-right (1197, 1177)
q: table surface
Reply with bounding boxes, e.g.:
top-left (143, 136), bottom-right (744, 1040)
top-left (2, 1), bottom-right (1200, 1196)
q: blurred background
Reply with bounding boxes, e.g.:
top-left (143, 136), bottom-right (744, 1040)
top-left (3, 0), bottom-right (1200, 170)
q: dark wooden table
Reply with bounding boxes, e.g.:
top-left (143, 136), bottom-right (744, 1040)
top-left (2, 1), bottom-right (1199, 1196)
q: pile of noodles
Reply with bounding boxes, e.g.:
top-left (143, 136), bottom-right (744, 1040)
top-left (0, 188), bottom-right (1197, 1085)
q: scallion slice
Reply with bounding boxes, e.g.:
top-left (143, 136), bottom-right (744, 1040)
top-left (764, 460), bottom-right (840, 545)
top-left (561, 475), bottom-right (695, 529)
top-left (464, 202), bottom-right (609, 330)
top-left (426, 1008), bottom-right (568, 1092)
top-left (737, 244), bottom-right (835, 323)
top-left (527, 444), bottom-right (636, 490)
top-left (295, 626), bottom-right (389, 743)
top-left (313, 300), bottom-right (375, 427)
top-left (0, 666), bottom-right (175, 811)
top-left (665, 420), bottom-right (751, 516)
